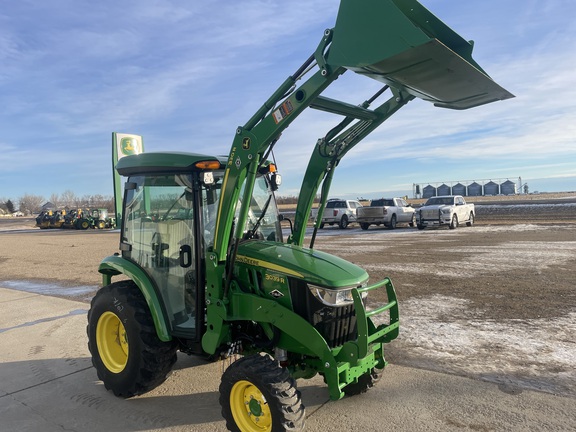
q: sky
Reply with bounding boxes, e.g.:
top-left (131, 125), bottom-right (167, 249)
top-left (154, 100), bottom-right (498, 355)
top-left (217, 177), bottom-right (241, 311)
top-left (1, 0), bottom-right (575, 205)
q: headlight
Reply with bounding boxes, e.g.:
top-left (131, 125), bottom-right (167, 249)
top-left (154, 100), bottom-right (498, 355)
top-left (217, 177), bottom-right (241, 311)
top-left (308, 283), bottom-right (367, 306)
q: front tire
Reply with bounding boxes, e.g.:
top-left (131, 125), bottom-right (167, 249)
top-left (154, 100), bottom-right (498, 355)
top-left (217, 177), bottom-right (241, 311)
top-left (449, 214), bottom-right (458, 230)
top-left (343, 367), bottom-right (384, 396)
top-left (87, 280), bottom-right (177, 398)
top-left (220, 354), bottom-right (305, 432)
top-left (360, 222), bottom-right (370, 230)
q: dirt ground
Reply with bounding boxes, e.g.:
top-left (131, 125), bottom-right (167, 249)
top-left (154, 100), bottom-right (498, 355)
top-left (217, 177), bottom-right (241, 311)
top-left (1, 194), bottom-right (575, 401)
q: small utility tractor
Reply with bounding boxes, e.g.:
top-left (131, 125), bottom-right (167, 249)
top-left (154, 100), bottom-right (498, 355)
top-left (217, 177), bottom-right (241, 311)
top-left (87, 0), bottom-right (513, 430)
top-left (87, 208), bottom-right (116, 229)
top-left (62, 209), bottom-right (91, 230)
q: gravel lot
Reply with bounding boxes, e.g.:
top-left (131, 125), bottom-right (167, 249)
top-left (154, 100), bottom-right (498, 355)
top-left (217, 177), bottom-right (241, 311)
top-left (1, 193), bottom-right (575, 401)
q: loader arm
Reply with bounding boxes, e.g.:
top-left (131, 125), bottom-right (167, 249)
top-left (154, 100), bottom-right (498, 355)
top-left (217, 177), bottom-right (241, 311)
top-left (207, 0), bottom-right (514, 302)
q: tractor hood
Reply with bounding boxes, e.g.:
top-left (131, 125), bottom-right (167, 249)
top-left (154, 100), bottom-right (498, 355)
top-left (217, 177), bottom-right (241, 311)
top-left (236, 241), bottom-right (368, 288)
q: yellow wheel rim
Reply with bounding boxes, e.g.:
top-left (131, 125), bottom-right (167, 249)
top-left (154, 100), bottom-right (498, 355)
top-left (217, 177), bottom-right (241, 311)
top-left (230, 380), bottom-right (272, 432)
top-left (96, 311), bottom-right (129, 373)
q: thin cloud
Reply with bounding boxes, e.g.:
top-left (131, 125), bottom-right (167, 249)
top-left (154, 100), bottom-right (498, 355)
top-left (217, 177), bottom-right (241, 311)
top-left (0, 0), bottom-right (574, 199)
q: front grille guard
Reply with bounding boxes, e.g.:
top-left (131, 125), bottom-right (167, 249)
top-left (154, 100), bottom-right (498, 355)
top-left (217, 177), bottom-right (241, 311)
top-left (351, 277), bottom-right (399, 359)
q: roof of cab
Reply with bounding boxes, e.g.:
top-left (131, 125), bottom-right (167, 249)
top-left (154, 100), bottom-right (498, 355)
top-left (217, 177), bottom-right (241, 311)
top-left (115, 152), bottom-right (226, 176)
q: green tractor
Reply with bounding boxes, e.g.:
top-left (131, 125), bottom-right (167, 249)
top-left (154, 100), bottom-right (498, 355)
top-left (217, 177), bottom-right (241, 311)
top-left (87, 0), bottom-right (513, 430)
top-left (62, 208), bottom-right (91, 230)
top-left (87, 208), bottom-right (116, 229)
top-left (61, 208), bottom-right (115, 230)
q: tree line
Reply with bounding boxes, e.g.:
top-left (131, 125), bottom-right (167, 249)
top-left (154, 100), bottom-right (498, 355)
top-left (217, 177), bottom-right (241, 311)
top-left (0, 190), bottom-right (114, 216)
top-left (1, 192), bottom-right (313, 216)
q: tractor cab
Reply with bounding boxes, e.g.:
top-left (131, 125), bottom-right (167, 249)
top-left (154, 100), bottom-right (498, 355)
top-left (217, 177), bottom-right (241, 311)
top-left (113, 151), bottom-right (282, 345)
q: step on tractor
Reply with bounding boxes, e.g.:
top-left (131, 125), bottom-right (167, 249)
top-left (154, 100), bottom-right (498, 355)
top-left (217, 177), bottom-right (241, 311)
top-left (87, 1), bottom-right (513, 430)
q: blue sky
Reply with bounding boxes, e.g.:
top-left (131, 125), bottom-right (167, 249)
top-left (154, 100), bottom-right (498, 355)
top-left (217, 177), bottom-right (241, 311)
top-left (1, 0), bottom-right (575, 204)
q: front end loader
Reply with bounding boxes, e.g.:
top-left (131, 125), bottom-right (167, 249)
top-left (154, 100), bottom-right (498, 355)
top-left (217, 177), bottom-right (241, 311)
top-left (87, 1), bottom-right (513, 430)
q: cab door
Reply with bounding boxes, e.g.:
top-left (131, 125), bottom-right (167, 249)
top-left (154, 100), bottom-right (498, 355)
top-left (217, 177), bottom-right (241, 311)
top-left (121, 173), bottom-right (199, 339)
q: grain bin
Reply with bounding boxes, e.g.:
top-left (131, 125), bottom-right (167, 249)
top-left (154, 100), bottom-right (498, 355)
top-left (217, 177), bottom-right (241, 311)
top-left (437, 184), bottom-right (451, 196)
top-left (484, 181), bottom-right (499, 196)
top-left (452, 183), bottom-right (467, 196)
top-left (467, 182), bottom-right (483, 196)
top-left (500, 180), bottom-right (517, 195)
top-left (423, 185), bottom-right (437, 198)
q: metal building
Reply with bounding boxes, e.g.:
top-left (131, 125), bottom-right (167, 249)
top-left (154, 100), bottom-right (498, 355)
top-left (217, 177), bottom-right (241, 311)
top-left (500, 180), bottom-right (517, 195)
top-left (423, 185), bottom-right (437, 198)
top-left (452, 183), bottom-right (467, 196)
top-left (414, 176), bottom-right (522, 198)
top-left (484, 181), bottom-right (499, 196)
top-left (467, 182), bottom-right (483, 196)
top-left (437, 184), bottom-right (451, 195)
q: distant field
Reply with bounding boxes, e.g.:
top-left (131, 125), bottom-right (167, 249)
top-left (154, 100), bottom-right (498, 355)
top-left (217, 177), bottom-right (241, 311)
top-left (1, 192), bottom-right (575, 230)
top-left (278, 191), bottom-right (576, 210)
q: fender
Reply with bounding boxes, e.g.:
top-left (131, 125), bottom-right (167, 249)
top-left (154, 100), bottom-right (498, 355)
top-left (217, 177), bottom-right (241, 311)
top-left (98, 255), bottom-right (172, 341)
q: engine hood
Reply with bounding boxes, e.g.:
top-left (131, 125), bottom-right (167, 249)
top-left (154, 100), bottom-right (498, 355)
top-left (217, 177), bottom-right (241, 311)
top-left (420, 204), bottom-right (447, 210)
top-left (236, 241), bottom-right (368, 288)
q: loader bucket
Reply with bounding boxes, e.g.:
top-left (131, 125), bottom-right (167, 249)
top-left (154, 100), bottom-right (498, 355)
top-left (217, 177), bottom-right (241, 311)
top-left (327, 0), bottom-right (514, 109)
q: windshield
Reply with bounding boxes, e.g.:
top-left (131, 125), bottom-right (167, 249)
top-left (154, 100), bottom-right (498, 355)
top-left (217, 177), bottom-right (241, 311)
top-left (237, 175), bottom-right (282, 242)
top-left (425, 197), bottom-right (454, 206)
top-left (201, 171), bottom-right (223, 249)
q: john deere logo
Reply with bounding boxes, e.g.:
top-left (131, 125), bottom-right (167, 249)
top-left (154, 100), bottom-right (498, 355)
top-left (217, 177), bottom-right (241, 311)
top-left (269, 289), bottom-right (284, 298)
top-left (242, 137), bottom-right (251, 150)
top-left (121, 137), bottom-right (140, 155)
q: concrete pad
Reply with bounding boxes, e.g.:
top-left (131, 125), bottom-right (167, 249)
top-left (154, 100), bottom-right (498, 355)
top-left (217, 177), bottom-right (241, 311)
top-left (1, 286), bottom-right (574, 432)
top-left (302, 366), bottom-right (576, 432)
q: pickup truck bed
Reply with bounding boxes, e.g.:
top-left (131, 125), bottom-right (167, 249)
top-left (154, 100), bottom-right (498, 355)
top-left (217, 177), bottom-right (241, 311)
top-left (356, 198), bottom-right (415, 230)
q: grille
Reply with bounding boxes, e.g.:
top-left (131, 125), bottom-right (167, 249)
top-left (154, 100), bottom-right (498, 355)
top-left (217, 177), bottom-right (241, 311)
top-left (289, 280), bottom-right (358, 348)
top-left (312, 303), bottom-right (357, 348)
top-left (421, 209), bottom-right (439, 219)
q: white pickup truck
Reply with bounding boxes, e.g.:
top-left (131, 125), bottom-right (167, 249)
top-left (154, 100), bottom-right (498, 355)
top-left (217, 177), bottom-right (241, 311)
top-left (416, 195), bottom-right (475, 230)
top-left (356, 197), bottom-right (415, 230)
top-left (319, 198), bottom-right (362, 229)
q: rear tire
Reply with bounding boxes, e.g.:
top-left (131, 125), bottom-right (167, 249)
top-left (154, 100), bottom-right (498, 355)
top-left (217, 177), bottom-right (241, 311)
top-left (220, 354), bottom-right (305, 432)
top-left (387, 215), bottom-right (397, 230)
top-left (339, 215), bottom-right (349, 229)
top-left (87, 280), bottom-right (177, 398)
top-left (77, 219), bottom-right (90, 230)
top-left (466, 212), bottom-right (474, 227)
